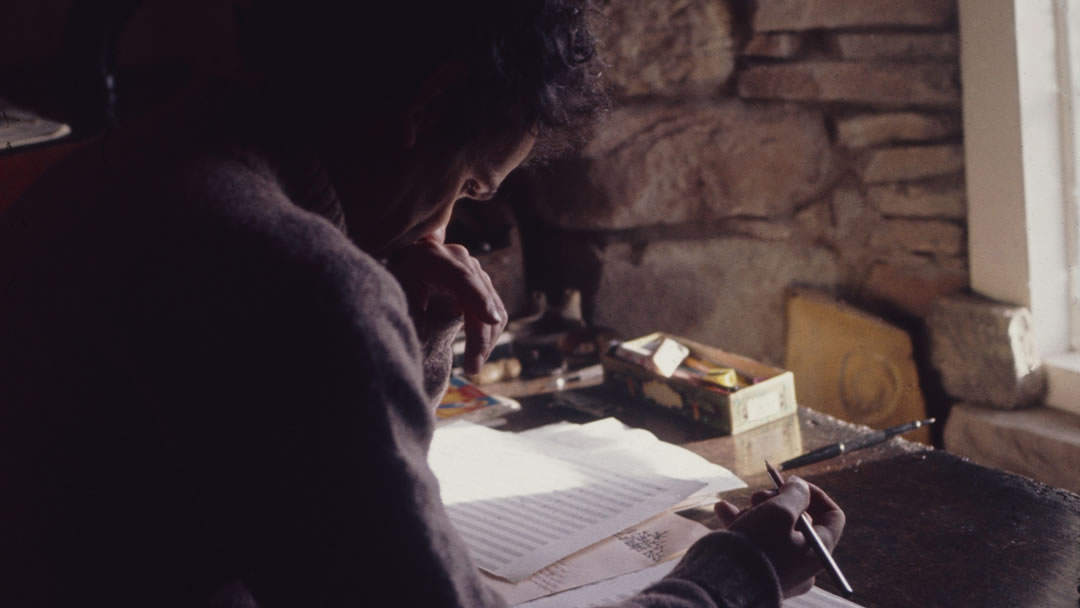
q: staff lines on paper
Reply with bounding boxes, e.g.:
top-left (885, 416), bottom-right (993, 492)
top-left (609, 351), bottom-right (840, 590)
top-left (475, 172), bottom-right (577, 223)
top-left (456, 536), bottom-right (510, 572)
top-left (451, 505), bottom-right (550, 547)
top-left (539, 491), bottom-right (609, 522)
top-left (503, 496), bottom-right (581, 534)
top-left (450, 516), bottom-right (537, 555)
top-left (561, 459), bottom-right (669, 497)
top-left (459, 502), bottom-right (566, 541)
top-left (521, 489), bottom-right (610, 524)
top-left (573, 485), bottom-right (635, 510)
top-left (455, 528), bottom-right (523, 565)
top-left (448, 482), bottom-right (631, 529)
top-left (441, 457), bottom-right (657, 507)
top-left (479, 490), bottom-right (600, 526)
top-left (577, 457), bottom-right (672, 490)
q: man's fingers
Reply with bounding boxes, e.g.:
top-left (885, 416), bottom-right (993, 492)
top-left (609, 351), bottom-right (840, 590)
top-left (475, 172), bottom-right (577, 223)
top-left (725, 478), bottom-right (845, 599)
top-left (766, 477), bottom-right (811, 525)
top-left (806, 483), bottom-right (845, 550)
top-left (731, 478), bottom-right (809, 537)
top-left (388, 239), bottom-right (506, 376)
top-left (806, 482), bottom-right (842, 515)
top-left (455, 254), bottom-right (505, 373)
top-left (463, 316), bottom-right (491, 375)
top-left (750, 488), bottom-right (778, 506)
top-left (477, 263), bottom-right (508, 332)
top-left (442, 246), bottom-right (501, 324)
top-left (714, 500), bottom-right (741, 527)
top-left (463, 308), bottom-right (507, 375)
top-left (403, 241), bottom-right (501, 324)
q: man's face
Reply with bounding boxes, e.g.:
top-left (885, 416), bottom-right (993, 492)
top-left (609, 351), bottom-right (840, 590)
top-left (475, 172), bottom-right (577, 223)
top-left (329, 128), bottom-right (536, 257)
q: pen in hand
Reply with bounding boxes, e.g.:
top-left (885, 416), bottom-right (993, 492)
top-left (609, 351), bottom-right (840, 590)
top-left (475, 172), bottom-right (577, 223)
top-left (764, 460), bottom-right (854, 599)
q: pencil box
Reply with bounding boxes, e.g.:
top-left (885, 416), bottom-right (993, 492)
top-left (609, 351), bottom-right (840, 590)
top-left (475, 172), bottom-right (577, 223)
top-left (600, 332), bottom-right (797, 435)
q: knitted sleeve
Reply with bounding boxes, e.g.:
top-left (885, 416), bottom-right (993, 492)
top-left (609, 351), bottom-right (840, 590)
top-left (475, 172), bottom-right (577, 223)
top-left (614, 531), bottom-right (783, 608)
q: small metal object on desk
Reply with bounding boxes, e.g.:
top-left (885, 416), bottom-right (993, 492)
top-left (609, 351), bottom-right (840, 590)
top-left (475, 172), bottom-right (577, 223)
top-left (552, 364), bottom-right (604, 391)
top-left (549, 383), bottom-right (621, 418)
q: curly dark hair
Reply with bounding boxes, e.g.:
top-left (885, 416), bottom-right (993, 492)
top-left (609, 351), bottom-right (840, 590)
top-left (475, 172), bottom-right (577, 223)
top-left (246, 0), bottom-right (607, 157)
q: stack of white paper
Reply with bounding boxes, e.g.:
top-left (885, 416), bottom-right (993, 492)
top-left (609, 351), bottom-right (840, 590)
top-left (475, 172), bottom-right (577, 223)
top-left (429, 421), bottom-right (708, 582)
top-left (519, 417), bottom-right (746, 500)
top-left (429, 418), bottom-right (747, 600)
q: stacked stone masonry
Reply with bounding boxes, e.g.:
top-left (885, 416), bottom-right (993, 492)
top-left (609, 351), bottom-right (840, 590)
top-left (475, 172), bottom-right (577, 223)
top-left (598, 0), bottom-right (736, 99)
top-left (524, 0), bottom-right (966, 365)
top-left (738, 62), bottom-right (960, 106)
top-left (753, 0), bottom-right (956, 31)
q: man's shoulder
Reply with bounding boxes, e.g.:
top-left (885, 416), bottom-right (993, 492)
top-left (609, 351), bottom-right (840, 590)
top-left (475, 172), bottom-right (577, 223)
top-left (170, 153), bottom-right (369, 271)
top-left (133, 150), bottom-right (407, 328)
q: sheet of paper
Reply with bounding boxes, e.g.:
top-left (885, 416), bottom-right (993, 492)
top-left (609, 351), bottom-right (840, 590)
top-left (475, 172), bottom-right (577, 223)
top-left (483, 510), bottom-right (712, 605)
top-left (786, 587), bottom-right (867, 608)
top-left (0, 99), bottom-right (71, 149)
top-left (515, 560), bottom-right (865, 607)
top-left (514, 561), bottom-right (678, 607)
top-left (429, 422), bottom-right (706, 582)
top-left (520, 417), bottom-right (746, 499)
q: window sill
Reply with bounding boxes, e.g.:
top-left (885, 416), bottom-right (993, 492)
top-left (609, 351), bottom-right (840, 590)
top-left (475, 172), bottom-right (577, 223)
top-left (1045, 352), bottom-right (1080, 416)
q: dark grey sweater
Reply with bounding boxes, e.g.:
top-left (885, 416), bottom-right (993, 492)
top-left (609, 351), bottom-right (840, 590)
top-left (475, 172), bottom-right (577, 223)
top-left (0, 95), bottom-right (781, 608)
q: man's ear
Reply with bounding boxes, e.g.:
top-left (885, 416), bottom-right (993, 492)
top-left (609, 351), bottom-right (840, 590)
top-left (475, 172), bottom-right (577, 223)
top-left (403, 60), bottom-right (470, 149)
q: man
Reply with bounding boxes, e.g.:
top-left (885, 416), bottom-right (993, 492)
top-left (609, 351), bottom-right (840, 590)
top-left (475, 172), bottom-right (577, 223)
top-left (0, 1), bottom-right (844, 606)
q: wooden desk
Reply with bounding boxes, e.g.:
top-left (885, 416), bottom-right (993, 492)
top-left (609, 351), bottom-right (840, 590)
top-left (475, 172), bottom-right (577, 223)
top-left (500, 388), bottom-right (1080, 608)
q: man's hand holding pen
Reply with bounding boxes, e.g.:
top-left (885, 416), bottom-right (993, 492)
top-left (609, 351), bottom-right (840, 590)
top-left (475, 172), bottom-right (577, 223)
top-left (714, 476), bottom-right (847, 599)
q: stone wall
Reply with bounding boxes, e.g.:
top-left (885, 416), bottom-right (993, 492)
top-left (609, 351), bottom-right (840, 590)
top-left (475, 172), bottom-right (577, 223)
top-left (517, 0), bottom-right (967, 365)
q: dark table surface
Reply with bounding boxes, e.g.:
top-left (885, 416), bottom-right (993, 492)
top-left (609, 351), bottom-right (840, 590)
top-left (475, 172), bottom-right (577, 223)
top-left (498, 385), bottom-right (1080, 608)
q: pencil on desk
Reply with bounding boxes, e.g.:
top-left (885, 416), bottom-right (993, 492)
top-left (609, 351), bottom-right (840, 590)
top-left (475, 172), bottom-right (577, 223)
top-left (764, 460), bottom-right (854, 599)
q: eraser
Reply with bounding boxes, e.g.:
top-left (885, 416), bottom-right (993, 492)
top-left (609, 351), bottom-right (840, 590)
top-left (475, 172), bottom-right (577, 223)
top-left (648, 337), bottom-right (689, 378)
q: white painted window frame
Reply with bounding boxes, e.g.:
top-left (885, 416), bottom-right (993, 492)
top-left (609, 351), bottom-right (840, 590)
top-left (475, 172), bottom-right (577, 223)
top-left (960, 0), bottom-right (1080, 415)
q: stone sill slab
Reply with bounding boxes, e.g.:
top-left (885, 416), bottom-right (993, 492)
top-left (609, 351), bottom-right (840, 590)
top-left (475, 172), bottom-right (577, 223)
top-left (944, 403), bottom-right (1080, 494)
top-left (1045, 351), bottom-right (1080, 416)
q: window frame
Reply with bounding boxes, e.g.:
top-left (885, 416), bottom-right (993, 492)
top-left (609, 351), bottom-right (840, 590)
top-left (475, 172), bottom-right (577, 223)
top-left (960, 0), bottom-right (1080, 415)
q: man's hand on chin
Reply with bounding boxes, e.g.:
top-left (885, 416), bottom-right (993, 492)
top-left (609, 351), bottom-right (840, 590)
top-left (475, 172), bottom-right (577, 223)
top-left (386, 230), bottom-right (508, 376)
